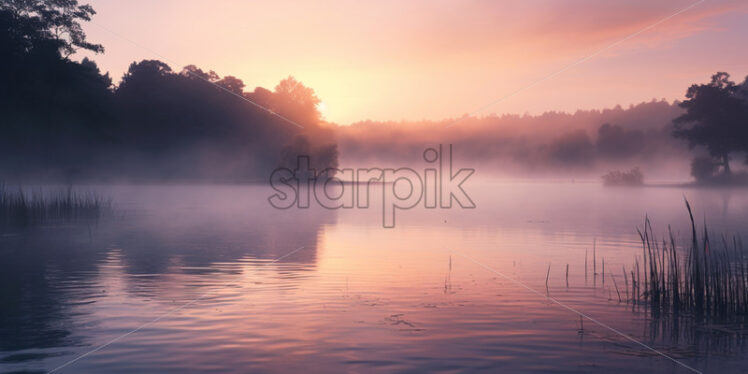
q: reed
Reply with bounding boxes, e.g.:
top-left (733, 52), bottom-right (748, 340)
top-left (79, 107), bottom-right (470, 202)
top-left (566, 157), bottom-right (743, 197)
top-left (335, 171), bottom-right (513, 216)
top-left (611, 273), bottom-right (621, 302)
top-left (0, 184), bottom-right (110, 227)
top-left (584, 249), bottom-right (588, 281)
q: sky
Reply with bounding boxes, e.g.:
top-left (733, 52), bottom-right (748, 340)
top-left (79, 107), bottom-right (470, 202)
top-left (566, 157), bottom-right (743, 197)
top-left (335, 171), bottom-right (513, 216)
top-left (78, 0), bottom-right (748, 125)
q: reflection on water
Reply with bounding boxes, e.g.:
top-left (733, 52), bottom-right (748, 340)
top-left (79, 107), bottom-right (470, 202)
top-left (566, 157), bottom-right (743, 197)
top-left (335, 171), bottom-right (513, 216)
top-left (1, 183), bottom-right (748, 373)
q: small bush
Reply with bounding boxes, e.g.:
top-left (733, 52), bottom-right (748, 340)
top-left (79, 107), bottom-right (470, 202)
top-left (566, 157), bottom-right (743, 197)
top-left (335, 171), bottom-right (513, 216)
top-left (601, 167), bottom-right (644, 186)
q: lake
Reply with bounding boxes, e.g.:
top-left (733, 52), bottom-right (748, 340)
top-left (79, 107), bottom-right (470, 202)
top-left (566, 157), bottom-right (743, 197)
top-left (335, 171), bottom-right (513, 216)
top-left (2, 181), bottom-right (748, 373)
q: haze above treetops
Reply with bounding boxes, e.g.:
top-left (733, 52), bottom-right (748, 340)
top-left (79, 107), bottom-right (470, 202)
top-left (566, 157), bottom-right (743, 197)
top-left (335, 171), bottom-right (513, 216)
top-left (78, 0), bottom-right (748, 124)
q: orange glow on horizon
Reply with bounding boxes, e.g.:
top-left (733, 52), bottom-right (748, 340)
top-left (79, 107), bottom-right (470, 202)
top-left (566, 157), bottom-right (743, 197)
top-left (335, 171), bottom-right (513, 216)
top-left (79, 0), bottom-right (748, 124)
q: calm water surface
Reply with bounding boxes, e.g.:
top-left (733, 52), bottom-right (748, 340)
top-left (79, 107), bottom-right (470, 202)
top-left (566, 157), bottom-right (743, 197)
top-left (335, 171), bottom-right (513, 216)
top-left (2, 181), bottom-right (748, 373)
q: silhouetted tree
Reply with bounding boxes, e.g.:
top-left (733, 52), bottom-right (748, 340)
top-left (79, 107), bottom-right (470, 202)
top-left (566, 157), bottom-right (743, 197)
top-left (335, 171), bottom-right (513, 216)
top-left (216, 76), bottom-right (245, 95)
top-left (673, 72), bottom-right (748, 176)
top-left (0, 0), bottom-right (103, 56)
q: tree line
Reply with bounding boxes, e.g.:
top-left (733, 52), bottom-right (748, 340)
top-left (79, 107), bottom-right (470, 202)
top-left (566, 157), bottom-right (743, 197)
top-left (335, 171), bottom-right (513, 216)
top-left (0, 0), bottom-right (337, 182)
top-left (337, 75), bottom-right (748, 184)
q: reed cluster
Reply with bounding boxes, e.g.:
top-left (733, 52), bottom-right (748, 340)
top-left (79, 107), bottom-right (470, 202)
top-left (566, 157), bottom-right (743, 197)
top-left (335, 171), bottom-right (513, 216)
top-left (627, 200), bottom-right (747, 319)
top-left (0, 184), bottom-right (110, 226)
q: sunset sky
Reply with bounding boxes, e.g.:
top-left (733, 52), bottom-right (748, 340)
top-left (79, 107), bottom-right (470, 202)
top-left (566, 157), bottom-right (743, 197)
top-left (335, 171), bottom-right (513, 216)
top-left (79, 0), bottom-right (748, 124)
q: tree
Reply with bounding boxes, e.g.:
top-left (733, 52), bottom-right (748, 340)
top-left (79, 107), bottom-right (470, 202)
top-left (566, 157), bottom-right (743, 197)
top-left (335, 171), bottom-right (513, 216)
top-left (0, 0), bottom-right (103, 57)
top-left (272, 76), bottom-right (322, 126)
top-left (120, 59), bottom-right (172, 87)
top-left (673, 72), bottom-right (748, 175)
top-left (216, 75), bottom-right (245, 95)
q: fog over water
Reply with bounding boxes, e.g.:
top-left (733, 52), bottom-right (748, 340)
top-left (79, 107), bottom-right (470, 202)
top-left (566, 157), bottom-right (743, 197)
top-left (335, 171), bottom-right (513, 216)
top-left (2, 182), bottom-right (748, 373)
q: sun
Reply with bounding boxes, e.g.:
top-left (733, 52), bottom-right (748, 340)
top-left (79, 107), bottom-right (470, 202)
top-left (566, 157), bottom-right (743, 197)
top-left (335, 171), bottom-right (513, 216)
top-left (316, 101), bottom-right (327, 114)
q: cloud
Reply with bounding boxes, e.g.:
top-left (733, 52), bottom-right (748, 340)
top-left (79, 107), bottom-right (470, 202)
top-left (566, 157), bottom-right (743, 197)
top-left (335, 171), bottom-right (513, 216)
top-left (401, 0), bottom-right (747, 61)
